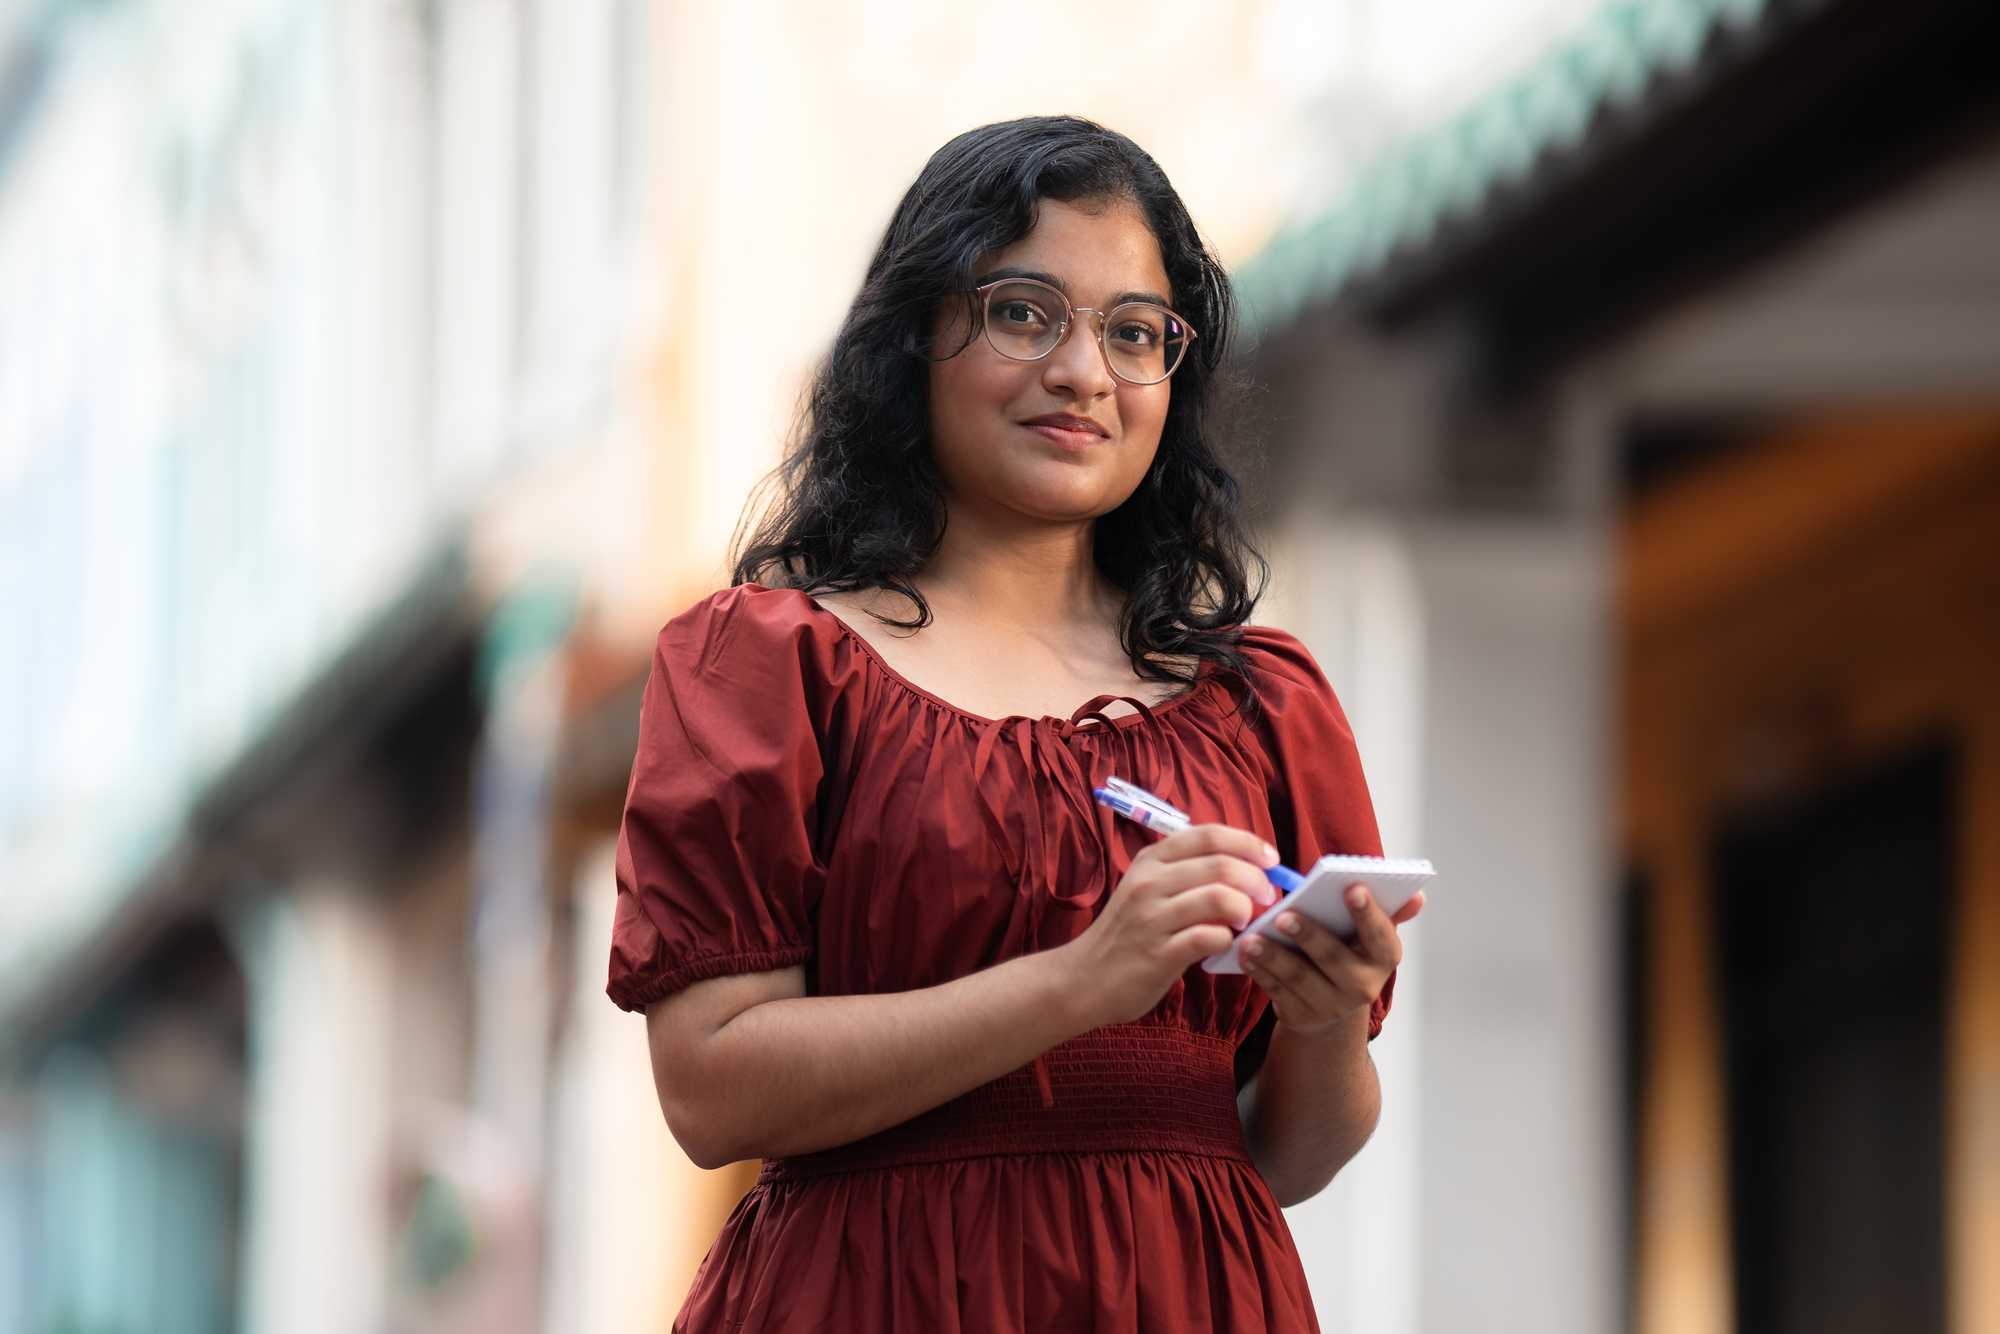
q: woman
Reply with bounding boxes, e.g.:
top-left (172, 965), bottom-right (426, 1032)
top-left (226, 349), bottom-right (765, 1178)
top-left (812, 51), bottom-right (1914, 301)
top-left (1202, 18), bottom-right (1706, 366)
top-left (607, 115), bottom-right (1424, 1331)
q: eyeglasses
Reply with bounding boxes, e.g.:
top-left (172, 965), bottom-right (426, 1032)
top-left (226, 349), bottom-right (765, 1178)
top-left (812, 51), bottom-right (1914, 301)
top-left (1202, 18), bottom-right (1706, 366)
top-left (970, 277), bottom-right (1197, 386)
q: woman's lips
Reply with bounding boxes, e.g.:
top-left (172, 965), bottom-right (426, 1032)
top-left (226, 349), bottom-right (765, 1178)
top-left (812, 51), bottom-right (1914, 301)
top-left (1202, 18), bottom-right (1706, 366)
top-left (1023, 419), bottom-right (1110, 449)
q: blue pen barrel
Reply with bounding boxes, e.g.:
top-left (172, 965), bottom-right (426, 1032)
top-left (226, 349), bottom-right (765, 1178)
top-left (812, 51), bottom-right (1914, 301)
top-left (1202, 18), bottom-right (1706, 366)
top-left (1263, 864), bottom-right (1305, 895)
top-left (1096, 785), bottom-right (1307, 891)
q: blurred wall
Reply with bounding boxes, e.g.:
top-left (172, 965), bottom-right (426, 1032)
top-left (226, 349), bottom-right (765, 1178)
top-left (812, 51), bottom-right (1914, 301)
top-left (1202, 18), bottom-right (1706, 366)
top-left (1, 2), bottom-right (1666, 1332)
top-left (1243, 10), bottom-right (2000, 1327)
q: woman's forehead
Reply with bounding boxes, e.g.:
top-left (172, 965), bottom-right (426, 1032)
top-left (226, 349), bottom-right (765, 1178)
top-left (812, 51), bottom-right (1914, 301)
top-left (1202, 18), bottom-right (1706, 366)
top-left (985, 198), bottom-right (1171, 304)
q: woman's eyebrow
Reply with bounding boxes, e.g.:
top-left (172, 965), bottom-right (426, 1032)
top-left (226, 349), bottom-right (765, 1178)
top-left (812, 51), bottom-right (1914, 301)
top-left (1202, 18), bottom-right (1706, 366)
top-left (975, 265), bottom-right (1067, 292)
top-left (975, 266), bottom-right (1171, 308)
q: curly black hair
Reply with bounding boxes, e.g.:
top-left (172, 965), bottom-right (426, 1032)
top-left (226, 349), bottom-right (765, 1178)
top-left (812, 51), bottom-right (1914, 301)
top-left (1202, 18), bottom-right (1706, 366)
top-left (730, 114), bottom-right (1271, 717)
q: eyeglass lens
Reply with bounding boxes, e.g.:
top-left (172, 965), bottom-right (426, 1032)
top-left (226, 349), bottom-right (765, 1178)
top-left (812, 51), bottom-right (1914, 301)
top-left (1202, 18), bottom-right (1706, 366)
top-left (983, 280), bottom-right (1189, 384)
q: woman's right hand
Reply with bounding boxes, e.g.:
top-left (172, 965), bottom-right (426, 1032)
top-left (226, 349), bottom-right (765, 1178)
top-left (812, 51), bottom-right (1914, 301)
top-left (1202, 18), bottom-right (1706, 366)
top-left (1059, 824), bottom-right (1282, 1028)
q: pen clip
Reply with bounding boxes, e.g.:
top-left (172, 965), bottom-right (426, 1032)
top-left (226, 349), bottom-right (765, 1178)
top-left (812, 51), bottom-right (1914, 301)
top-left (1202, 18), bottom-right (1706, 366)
top-left (1103, 775), bottom-right (1189, 823)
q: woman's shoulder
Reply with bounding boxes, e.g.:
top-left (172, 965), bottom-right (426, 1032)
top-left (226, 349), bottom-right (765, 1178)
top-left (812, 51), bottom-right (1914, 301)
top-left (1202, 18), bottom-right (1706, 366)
top-left (655, 580), bottom-right (847, 671)
top-left (1232, 621), bottom-right (1328, 691)
top-left (1229, 622), bottom-right (1362, 757)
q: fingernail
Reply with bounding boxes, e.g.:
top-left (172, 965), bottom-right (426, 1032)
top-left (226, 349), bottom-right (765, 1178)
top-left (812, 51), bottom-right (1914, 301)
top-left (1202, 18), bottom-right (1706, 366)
top-left (1243, 937), bottom-right (1264, 958)
top-left (1348, 887), bottom-right (1369, 911)
top-left (1261, 842), bottom-right (1280, 867)
top-left (1278, 913), bottom-right (1300, 936)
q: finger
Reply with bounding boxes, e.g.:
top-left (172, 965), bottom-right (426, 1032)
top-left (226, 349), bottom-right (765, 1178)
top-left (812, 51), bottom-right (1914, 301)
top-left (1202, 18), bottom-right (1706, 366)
top-left (1239, 938), bottom-right (1304, 1010)
top-left (1155, 823), bottom-right (1280, 874)
top-left (1153, 854), bottom-right (1278, 909)
top-left (1241, 928), bottom-right (1316, 990)
top-left (1168, 922), bottom-right (1235, 967)
top-left (1240, 944), bottom-right (1304, 1016)
top-left (1341, 887), bottom-right (1404, 967)
top-left (1270, 908), bottom-right (1391, 1007)
top-left (1270, 906), bottom-right (1365, 976)
top-left (1241, 936), bottom-right (1334, 1024)
top-left (1390, 891), bottom-right (1426, 927)
top-left (1159, 883), bottom-right (1257, 933)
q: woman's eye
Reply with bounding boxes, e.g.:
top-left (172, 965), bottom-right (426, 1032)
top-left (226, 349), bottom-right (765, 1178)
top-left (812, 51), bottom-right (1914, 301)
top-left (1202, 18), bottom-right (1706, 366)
top-left (997, 301), bottom-right (1048, 327)
top-left (1112, 321), bottom-right (1159, 347)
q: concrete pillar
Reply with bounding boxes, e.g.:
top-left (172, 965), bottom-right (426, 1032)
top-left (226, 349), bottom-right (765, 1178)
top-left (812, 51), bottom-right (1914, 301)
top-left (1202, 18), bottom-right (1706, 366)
top-left (232, 885), bottom-right (396, 1334)
top-left (541, 839), bottom-right (708, 1333)
top-left (1267, 511), bottom-right (1618, 1334)
top-left (1406, 519), bottom-right (1618, 1334)
top-left (1266, 515), bottom-right (1428, 1334)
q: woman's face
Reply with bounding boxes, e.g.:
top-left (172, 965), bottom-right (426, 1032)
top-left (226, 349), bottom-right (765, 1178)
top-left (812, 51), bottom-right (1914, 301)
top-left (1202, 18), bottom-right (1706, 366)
top-left (927, 197), bottom-right (1174, 527)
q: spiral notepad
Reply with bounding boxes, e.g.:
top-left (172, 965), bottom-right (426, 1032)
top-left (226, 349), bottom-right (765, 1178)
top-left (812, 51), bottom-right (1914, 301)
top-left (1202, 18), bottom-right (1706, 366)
top-left (1202, 853), bottom-right (1435, 974)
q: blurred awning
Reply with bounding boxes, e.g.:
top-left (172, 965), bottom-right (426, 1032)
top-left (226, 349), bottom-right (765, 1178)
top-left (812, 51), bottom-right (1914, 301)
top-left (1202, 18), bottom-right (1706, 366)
top-left (1239, 0), bottom-right (2000, 378)
top-left (0, 540), bottom-right (485, 1070)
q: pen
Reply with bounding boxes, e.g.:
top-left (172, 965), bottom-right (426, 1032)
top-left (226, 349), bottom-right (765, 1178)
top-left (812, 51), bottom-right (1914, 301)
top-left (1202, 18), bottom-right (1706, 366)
top-left (1093, 775), bottom-right (1305, 894)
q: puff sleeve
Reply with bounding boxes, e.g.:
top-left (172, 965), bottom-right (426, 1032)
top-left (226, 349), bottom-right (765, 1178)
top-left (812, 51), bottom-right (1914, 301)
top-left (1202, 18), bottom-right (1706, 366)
top-left (1243, 624), bottom-right (1397, 1042)
top-left (605, 590), bottom-right (829, 1012)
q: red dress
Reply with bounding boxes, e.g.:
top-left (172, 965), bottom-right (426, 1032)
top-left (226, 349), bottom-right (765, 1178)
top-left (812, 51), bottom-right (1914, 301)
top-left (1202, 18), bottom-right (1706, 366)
top-left (607, 582), bottom-right (1393, 1332)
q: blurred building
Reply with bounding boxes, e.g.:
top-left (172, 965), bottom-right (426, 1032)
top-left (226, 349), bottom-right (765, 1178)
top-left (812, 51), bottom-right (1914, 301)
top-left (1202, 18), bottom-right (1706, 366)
top-left (0, 0), bottom-right (686, 1330)
top-left (16, 1), bottom-right (1985, 1333)
top-left (1239, 1), bottom-right (2000, 1332)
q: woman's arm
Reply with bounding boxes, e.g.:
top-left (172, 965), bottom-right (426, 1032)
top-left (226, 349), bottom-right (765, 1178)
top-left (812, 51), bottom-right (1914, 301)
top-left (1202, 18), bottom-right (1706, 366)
top-left (645, 953), bottom-right (1089, 1168)
top-left (645, 824), bottom-right (1282, 1168)
top-left (1238, 1010), bottom-right (1381, 1205)
top-left (1234, 886), bottom-right (1422, 1205)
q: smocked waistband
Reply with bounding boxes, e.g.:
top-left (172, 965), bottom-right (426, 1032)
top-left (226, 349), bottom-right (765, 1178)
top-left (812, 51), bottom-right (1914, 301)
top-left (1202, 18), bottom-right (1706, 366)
top-left (758, 1023), bottom-right (1249, 1182)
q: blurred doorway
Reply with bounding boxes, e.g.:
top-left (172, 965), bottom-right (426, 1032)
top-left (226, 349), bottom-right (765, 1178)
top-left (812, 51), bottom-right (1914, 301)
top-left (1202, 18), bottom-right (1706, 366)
top-left (1619, 408), bottom-right (2000, 1334)
top-left (1712, 742), bottom-right (1951, 1333)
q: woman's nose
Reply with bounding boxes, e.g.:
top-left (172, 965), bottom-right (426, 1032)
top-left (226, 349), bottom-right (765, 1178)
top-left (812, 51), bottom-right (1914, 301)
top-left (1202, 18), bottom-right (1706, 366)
top-left (1041, 318), bottom-right (1116, 398)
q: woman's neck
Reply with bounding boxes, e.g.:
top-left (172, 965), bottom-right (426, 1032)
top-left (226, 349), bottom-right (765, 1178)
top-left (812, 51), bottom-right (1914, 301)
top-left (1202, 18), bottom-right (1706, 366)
top-left (914, 511), bottom-right (1116, 632)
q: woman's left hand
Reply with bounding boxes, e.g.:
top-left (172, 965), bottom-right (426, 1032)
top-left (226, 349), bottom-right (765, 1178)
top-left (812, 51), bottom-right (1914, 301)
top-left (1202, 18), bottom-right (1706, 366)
top-left (1240, 885), bottom-right (1425, 1036)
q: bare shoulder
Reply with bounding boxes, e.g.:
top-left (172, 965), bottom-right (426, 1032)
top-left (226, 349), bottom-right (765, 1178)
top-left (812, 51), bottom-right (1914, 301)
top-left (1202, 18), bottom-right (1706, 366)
top-left (800, 585), bottom-right (923, 652)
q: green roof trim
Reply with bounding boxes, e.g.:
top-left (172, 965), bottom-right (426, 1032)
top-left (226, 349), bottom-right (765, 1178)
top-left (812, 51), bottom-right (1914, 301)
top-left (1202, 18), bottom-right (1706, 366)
top-left (1236, 0), bottom-right (1776, 332)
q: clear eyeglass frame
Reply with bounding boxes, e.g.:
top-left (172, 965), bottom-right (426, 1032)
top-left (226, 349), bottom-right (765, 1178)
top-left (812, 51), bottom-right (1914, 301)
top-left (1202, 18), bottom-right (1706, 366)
top-left (970, 277), bottom-right (1198, 386)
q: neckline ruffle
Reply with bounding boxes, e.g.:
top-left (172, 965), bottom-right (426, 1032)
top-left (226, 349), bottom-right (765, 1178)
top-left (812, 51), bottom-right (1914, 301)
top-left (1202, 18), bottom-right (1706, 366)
top-left (766, 583), bottom-right (1226, 735)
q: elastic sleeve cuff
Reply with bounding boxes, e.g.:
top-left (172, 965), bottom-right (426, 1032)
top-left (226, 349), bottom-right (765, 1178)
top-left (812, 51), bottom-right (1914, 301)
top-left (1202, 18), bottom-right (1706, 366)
top-left (606, 944), bottom-right (813, 1013)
